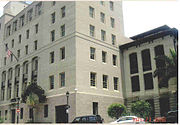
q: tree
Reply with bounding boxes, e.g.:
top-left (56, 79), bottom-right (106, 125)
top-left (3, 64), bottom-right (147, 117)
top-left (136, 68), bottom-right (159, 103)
top-left (131, 100), bottom-right (151, 119)
top-left (21, 82), bottom-right (46, 123)
top-left (107, 103), bottom-right (126, 119)
top-left (154, 49), bottom-right (177, 87)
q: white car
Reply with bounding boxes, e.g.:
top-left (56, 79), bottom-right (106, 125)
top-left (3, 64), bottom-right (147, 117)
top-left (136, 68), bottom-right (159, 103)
top-left (110, 116), bottom-right (145, 124)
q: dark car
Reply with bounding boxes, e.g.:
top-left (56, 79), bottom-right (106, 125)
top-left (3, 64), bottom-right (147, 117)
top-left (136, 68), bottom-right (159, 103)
top-left (166, 110), bottom-right (178, 123)
top-left (72, 115), bottom-right (104, 123)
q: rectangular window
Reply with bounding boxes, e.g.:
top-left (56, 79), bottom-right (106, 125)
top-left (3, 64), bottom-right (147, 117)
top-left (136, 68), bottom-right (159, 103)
top-left (29, 108), bottom-right (33, 119)
top-left (11, 54), bottom-right (13, 62)
top-left (100, 12), bottom-right (105, 23)
top-left (60, 72), bottom-right (65, 87)
top-left (12, 39), bottom-right (14, 48)
top-left (52, 1), bottom-right (56, 6)
top-left (60, 47), bottom-right (65, 60)
top-left (112, 34), bottom-right (116, 45)
top-left (89, 6), bottom-right (95, 18)
top-left (129, 53), bottom-right (138, 74)
top-left (50, 51), bottom-right (54, 63)
top-left (144, 73), bottom-right (154, 90)
top-left (110, 17), bottom-right (115, 28)
top-left (6, 25), bottom-right (11, 36)
top-left (25, 45), bottom-right (28, 55)
top-left (34, 40), bottom-right (38, 50)
top-left (93, 102), bottom-right (98, 115)
top-left (100, 1), bottom-right (104, 5)
top-left (110, 1), bottom-right (114, 11)
top-left (44, 105), bottom-right (48, 118)
top-left (20, 108), bottom-right (23, 119)
top-left (49, 75), bottom-right (54, 89)
top-left (90, 72), bottom-right (96, 87)
top-left (112, 54), bottom-right (117, 66)
top-left (27, 9), bottom-right (33, 22)
top-left (51, 12), bottom-right (55, 24)
top-left (26, 29), bottom-right (29, 39)
top-left (13, 20), bottom-right (17, 32)
top-left (90, 47), bottom-right (95, 60)
top-left (61, 6), bottom-right (66, 18)
top-left (35, 2), bottom-right (42, 16)
top-left (20, 15), bottom-right (25, 27)
top-left (51, 30), bottom-right (55, 42)
top-left (102, 51), bottom-right (107, 63)
top-left (61, 24), bottom-right (65, 37)
top-left (4, 57), bottom-right (6, 65)
top-left (17, 50), bottom-right (20, 58)
top-left (131, 75), bottom-right (140, 92)
top-left (101, 30), bottom-right (106, 41)
top-left (89, 25), bottom-right (95, 37)
top-left (103, 75), bottom-right (108, 89)
top-left (114, 77), bottom-right (118, 90)
top-left (35, 24), bottom-right (38, 34)
top-left (5, 110), bottom-right (7, 120)
top-left (141, 49), bottom-right (152, 71)
top-left (19, 34), bottom-right (21, 43)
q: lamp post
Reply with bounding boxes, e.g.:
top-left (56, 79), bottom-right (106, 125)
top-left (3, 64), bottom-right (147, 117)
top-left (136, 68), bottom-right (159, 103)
top-left (66, 91), bottom-right (69, 123)
top-left (16, 97), bottom-right (20, 124)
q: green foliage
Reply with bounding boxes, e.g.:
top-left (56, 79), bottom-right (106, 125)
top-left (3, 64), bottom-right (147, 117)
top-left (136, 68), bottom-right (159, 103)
top-left (0, 117), bottom-right (3, 123)
top-left (107, 103), bottom-right (126, 119)
top-left (154, 49), bottom-right (177, 86)
top-left (131, 100), bottom-right (151, 119)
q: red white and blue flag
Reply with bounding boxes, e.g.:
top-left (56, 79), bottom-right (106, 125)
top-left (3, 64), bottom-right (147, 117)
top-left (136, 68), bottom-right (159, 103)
top-left (5, 44), bottom-right (12, 58)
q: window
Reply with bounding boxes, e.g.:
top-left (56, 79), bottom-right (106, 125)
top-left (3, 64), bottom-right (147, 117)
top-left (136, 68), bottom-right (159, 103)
top-left (60, 72), bottom-right (65, 87)
top-left (90, 72), bottom-right (96, 87)
top-left (101, 30), bottom-right (106, 41)
top-left (100, 1), bottom-right (104, 5)
top-left (12, 39), bottom-right (14, 48)
top-left (49, 75), bottom-right (54, 89)
top-left (90, 47), bottom-right (95, 60)
top-left (52, 1), bottom-right (56, 6)
top-left (10, 54), bottom-right (13, 62)
top-left (44, 105), bottom-right (48, 117)
top-left (61, 24), bottom-right (65, 37)
top-left (114, 77), bottom-right (118, 90)
top-left (103, 75), bottom-right (108, 89)
top-left (5, 110), bottom-right (7, 120)
top-left (154, 45), bottom-right (165, 68)
top-left (25, 45), bottom-right (28, 55)
top-left (100, 12), bottom-right (105, 23)
top-left (89, 6), bottom-right (95, 18)
top-left (110, 1), bottom-right (114, 11)
top-left (27, 9), bottom-right (33, 22)
top-left (110, 17), bottom-right (115, 28)
top-left (4, 57), bottom-right (6, 65)
top-left (19, 34), bottom-right (21, 43)
top-left (35, 2), bottom-right (42, 16)
top-left (112, 54), bottom-right (117, 66)
top-left (131, 75), bottom-right (140, 92)
top-left (129, 53), bottom-right (138, 74)
top-left (102, 51), bottom-right (107, 63)
top-left (34, 40), bottom-right (38, 50)
top-left (51, 12), bottom-right (55, 24)
top-left (112, 34), bottom-right (116, 45)
top-left (60, 47), bottom-right (65, 60)
top-left (141, 49), bottom-right (152, 71)
top-left (13, 20), bottom-right (17, 32)
top-left (26, 29), bottom-right (30, 39)
top-left (6, 25), bottom-right (11, 36)
top-left (61, 6), bottom-right (66, 18)
top-left (51, 30), bottom-right (55, 42)
top-left (17, 50), bottom-right (20, 58)
top-left (20, 15), bottom-right (25, 27)
top-left (93, 102), bottom-right (98, 115)
top-left (35, 24), bottom-right (38, 34)
top-left (50, 51), bottom-right (54, 63)
top-left (29, 108), bottom-right (33, 119)
top-left (89, 25), bottom-right (95, 37)
top-left (20, 108), bottom-right (23, 119)
top-left (144, 73), bottom-right (154, 90)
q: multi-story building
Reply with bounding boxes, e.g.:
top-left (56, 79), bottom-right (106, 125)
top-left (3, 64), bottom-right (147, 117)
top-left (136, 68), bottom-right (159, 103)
top-left (0, 1), bottom-right (132, 123)
top-left (119, 25), bottom-right (178, 118)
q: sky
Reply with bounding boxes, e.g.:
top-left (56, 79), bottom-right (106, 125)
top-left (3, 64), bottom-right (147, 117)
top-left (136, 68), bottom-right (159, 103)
top-left (0, 1), bottom-right (179, 37)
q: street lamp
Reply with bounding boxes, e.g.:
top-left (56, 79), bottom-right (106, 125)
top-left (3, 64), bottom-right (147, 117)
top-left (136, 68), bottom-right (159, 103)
top-left (16, 97), bottom-right (20, 124)
top-left (66, 91), bottom-right (70, 123)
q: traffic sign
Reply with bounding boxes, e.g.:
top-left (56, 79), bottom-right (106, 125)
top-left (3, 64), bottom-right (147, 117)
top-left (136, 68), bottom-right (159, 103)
top-left (16, 109), bottom-right (20, 113)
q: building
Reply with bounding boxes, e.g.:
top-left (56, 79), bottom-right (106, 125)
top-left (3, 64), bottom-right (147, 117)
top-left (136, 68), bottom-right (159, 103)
top-left (0, 1), bottom-right (131, 123)
top-left (119, 25), bottom-right (178, 118)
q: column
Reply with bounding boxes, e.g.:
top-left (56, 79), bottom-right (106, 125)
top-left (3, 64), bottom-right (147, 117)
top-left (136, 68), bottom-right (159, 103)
top-left (18, 63), bottom-right (23, 98)
top-left (4, 71), bottom-right (8, 100)
top-left (137, 51), bottom-right (144, 92)
top-left (11, 67), bottom-right (15, 99)
top-left (154, 97), bottom-right (161, 117)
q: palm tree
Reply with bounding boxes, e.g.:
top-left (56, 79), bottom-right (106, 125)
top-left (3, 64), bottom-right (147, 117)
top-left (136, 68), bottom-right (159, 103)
top-left (21, 82), bottom-right (46, 123)
top-left (154, 49), bottom-right (177, 88)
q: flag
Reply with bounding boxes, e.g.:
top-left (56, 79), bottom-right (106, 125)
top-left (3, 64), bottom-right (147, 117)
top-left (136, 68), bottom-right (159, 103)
top-left (5, 44), bottom-right (12, 58)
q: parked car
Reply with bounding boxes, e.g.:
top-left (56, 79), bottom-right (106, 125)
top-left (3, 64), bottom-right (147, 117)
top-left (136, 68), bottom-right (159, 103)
top-left (110, 116), bottom-right (145, 124)
top-left (72, 115), bottom-right (104, 123)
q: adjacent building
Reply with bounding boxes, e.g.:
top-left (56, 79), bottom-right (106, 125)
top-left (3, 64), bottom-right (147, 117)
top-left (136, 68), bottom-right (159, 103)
top-left (0, 1), bottom-right (178, 123)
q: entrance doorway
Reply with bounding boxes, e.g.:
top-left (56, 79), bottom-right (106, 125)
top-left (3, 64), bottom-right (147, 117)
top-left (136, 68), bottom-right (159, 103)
top-left (11, 109), bottom-right (15, 123)
top-left (55, 105), bottom-right (68, 123)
